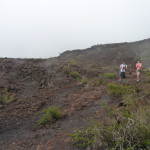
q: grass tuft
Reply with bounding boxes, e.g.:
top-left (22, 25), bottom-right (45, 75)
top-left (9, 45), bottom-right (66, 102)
top-left (104, 73), bottom-right (116, 79)
top-left (69, 71), bottom-right (80, 79)
top-left (93, 78), bottom-right (103, 86)
top-left (81, 78), bottom-right (88, 84)
top-left (38, 106), bottom-right (62, 125)
top-left (108, 83), bottom-right (136, 98)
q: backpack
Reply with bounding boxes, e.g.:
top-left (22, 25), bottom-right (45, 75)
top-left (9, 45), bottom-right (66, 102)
top-left (121, 64), bottom-right (127, 70)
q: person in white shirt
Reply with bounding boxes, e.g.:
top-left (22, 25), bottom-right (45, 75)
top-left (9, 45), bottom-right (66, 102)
top-left (119, 62), bottom-right (127, 81)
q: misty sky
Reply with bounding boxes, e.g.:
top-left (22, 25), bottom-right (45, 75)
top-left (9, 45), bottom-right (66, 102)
top-left (0, 0), bottom-right (150, 58)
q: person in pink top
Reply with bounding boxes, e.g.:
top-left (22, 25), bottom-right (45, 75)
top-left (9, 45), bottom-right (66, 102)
top-left (136, 60), bottom-right (142, 81)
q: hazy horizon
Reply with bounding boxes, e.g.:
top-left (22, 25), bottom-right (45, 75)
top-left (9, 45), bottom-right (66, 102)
top-left (0, 0), bottom-right (150, 58)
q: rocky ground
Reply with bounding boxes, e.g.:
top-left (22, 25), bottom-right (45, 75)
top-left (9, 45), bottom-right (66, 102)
top-left (0, 57), bottom-right (109, 150)
top-left (0, 39), bottom-right (150, 150)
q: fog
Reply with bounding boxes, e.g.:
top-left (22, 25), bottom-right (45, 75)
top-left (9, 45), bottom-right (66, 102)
top-left (0, 0), bottom-right (150, 58)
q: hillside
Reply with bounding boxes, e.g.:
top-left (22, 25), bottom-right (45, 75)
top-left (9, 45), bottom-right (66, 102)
top-left (0, 39), bottom-right (150, 150)
top-left (60, 38), bottom-right (150, 67)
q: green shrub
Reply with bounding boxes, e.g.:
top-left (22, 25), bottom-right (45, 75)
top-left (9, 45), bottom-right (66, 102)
top-left (122, 94), bottom-right (137, 106)
top-left (0, 94), bottom-right (14, 104)
top-left (70, 127), bottom-right (95, 148)
top-left (62, 65), bottom-right (70, 74)
top-left (108, 83), bottom-right (136, 98)
top-left (143, 68), bottom-right (149, 72)
top-left (145, 72), bottom-right (150, 76)
top-left (69, 71), bottom-right (80, 79)
top-left (104, 73), bottom-right (116, 79)
top-left (81, 78), bottom-right (88, 84)
top-left (143, 68), bottom-right (150, 76)
top-left (38, 106), bottom-right (62, 125)
top-left (70, 101), bottom-right (150, 150)
top-left (0, 88), bottom-right (15, 104)
top-left (92, 117), bottom-right (150, 150)
top-left (93, 78), bottom-right (103, 86)
top-left (69, 59), bottom-right (78, 65)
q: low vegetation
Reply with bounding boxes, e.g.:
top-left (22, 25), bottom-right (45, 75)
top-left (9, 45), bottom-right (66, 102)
top-left (143, 68), bottom-right (150, 77)
top-left (81, 78), bottom-right (88, 84)
top-left (108, 83), bottom-right (137, 98)
top-left (104, 73), bottom-right (116, 79)
top-left (68, 59), bottom-right (78, 65)
top-left (38, 106), bottom-right (62, 125)
top-left (0, 88), bottom-right (15, 105)
top-left (70, 127), bottom-right (95, 148)
top-left (69, 71), bottom-right (80, 79)
top-left (70, 96), bottom-right (150, 150)
top-left (62, 65), bottom-right (70, 74)
top-left (61, 64), bottom-right (81, 80)
top-left (93, 78), bottom-right (103, 86)
top-left (0, 94), bottom-right (14, 104)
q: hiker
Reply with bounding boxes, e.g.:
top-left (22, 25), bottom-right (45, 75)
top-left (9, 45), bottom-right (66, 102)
top-left (119, 61), bottom-right (127, 82)
top-left (136, 60), bottom-right (142, 81)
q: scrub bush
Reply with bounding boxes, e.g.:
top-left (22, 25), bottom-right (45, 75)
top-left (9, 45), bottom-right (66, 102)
top-left (104, 73), bottom-right (116, 79)
top-left (93, 78), bottom-right (103, 86)
top-left (69, 71), bottom-right (80, 79)
top-left (0, 94), bottom-right (14, 104)
top-left (108, 83), bottom-right (136, 98)
top-left (70, 96), bottom-right (150, 149)
top-left (81, 78), bottom-right (88, 84)
top-left (38, 106), bottom-right (62, 125)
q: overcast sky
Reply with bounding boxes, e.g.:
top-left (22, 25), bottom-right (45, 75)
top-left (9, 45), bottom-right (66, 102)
top-left (0, 0), bottom-right (150, 58)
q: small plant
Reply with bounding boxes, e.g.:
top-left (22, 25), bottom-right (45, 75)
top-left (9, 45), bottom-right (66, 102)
top-left (62, 65), bottom-right (70, 74)
top-left (122, 94), bottom-right (137, 106)
top-left (143, 68), bottom-right (149, 72)
top-left (143, 68), bottom-right (150, 76)
top-left (104, 73), bottom-right (116, 79)
top-left (69, 71), bottom-right (80, 79)
top-left (70, 127), bottom-right (95, 148)
top-left (108, 83), bottom-right (136, 98)
top-left (145, 71), bottom-right (150, 76)
top-left (38, 106), bottom-right (62, 125)
top-left (69, 59), bottom-right (78, 65)
top-left (81, 78), bottom-right (88, 84)
top-left (0, 88), bottom-right (15, 105)
top-left (93, 78), bottom-right (103, 86)
top-left (0, 94), bottom-right (14, 104)
top-left (77, 54), bottom-right (83, 59)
